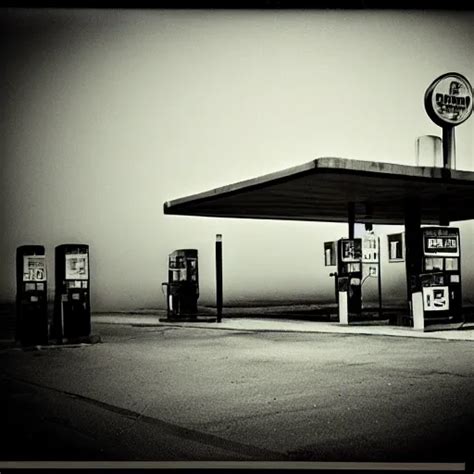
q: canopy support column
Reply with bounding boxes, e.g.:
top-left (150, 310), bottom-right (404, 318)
top-left (404, 199), bottom-right (422, 327)
top-left (348, 202), bottom-right (355, 239)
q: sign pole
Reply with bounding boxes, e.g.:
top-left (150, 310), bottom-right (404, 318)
top-left (215, 234), bottom-right (223, 323)
top-left (442, 126), bottom-right (456, 169)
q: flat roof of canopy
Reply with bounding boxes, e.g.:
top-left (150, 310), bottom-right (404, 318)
top-left (163, 158), bottom-right (474, 225)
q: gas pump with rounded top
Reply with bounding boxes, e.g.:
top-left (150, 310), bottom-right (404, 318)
top-left (336, 238), bottom-right (362, 323)
top-left (162, 249), bottom-right (199, 319)
top-left (326, 223), bottom-right (381, 324)
top-left (16, 245), bottom-right (49, 345)
top-left (53, 244), bottom-right (91, 341)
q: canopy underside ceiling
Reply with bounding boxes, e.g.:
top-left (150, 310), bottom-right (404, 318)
top-left (164, 158), bottom-right (474, 225)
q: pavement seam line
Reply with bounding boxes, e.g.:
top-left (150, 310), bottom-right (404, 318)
top-left (2, 373), bottom-right (289, 461)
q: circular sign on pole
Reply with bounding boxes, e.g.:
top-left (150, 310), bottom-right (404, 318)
top-left (424, 72), bottom-right (473, 127)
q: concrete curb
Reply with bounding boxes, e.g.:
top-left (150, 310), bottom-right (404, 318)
top-left (91, 316), bottom-right (474, 342)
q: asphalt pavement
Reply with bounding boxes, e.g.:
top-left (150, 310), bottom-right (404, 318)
top-left (1, 316), bottom-right (473, 467)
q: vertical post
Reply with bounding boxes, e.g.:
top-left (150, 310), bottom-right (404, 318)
top-left (215, 234), bottom-right (223, 323)
top-left (442, 126), bottom-right (456, 170)
top-left (348, 202), bottom-right (355, 239)
top-left (404, 200), bottom-right (422, 327)
top-left (377, 237), bottom-right (383, 319)
top-left (440, 126), bottom-right (454, 224)
top-left (364, 223), bottom-right (382, 318)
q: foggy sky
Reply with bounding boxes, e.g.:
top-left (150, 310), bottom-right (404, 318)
top-left (1, 9), bottom-right (473, 310)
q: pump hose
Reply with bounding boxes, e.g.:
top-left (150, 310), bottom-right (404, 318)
top-left (361, 274), bottom-right (371, 287)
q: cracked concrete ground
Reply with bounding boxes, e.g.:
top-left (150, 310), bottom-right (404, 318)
top-left (0, 322), bottom-right (473, 465)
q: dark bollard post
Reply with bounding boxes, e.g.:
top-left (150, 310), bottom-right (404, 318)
top-left (215, 234), bottom-right (223, 323)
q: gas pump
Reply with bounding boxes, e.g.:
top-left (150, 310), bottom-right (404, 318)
top-left (326, 234), bottom-right (381, 323)
top-left (53, 244), bottom-right (91, 341)
top-left (337, 238), bottom-right (362, 322)
top-left (361, 230), bottom-right (382, 319)
top-left (162, 249), bottom-right (199, 319)
top-left (417, 227), bottom-right (462, 327)
top-left (337, 238), bottom-right (363, 315)
top-left (16, 245), bottom-right (48, 345)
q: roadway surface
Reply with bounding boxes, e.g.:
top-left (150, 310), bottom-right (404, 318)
top-left (1, 321), bottom-right (473, 465)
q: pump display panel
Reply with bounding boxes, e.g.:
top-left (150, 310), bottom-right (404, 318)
top-left (340, 239), bottom-right (362, 262)
top-left (23, 255), bottom-right (46, 282)
top-left (65, 254), bottom-right (88, 280)
top-left (362, 234), bottom-right (379, 263)
top-left (423, 228), bottom-right (459, 257)
top-left (422, 228), bottom-right (460, 272)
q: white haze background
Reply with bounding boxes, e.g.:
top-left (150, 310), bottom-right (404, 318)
top-left (1, 9), bottom-right (473, 310)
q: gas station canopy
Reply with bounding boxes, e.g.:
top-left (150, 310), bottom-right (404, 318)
top-left (163, 158), bottom-right (474, 225)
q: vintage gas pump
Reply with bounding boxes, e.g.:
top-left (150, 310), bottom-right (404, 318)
top-left (162, 249), bottom-right (199, 319)
top-left (417, 227), bottom-right (462, 327)
top-left (361, 230), bottom-right (382, 319)
top-left (326, 234), bottom-right (380, 322)
top-left (324, 241), bottom-right (338, 303)
top-left (53, 244), bottom-right (91, 340)
top-left (337, 238), bottom-right (362, 322)
top-left (16, 245), bottom-right (49, 345)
